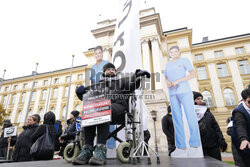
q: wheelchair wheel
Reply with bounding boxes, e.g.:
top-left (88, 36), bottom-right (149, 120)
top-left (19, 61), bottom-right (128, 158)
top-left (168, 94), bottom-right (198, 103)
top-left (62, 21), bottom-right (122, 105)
top-left (117, 142), bottom-right (130, 163)
top-left (64, 143), bottom-right (79, 163)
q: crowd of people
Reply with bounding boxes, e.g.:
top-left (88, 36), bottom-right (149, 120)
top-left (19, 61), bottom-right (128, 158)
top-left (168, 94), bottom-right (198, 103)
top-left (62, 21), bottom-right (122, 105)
top-left (0, 45), bottom-right (249, 167)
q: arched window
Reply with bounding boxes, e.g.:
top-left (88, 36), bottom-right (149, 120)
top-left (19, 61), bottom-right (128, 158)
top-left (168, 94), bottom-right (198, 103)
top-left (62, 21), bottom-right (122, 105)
top-left (62, 106), bottom-right (67, 120)
top-left (28, 109), bottom-right (33, 116)
top-left (75, 104), bottom-right (80, 111)
top-left (224, 88), bottom-right (237, 106)
top-left (202, 91), bottom-right (214, 107)
top-left (51, 107), bottom-right (55, 112)
top-left (16, 111), bottom-right (22, 123)
top-left (42, 90), bottom-right (47, 100)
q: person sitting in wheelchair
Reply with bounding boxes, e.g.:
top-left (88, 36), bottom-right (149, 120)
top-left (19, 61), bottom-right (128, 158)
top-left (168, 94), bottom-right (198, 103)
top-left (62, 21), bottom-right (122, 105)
top-left (73, 63), bottom-right (150, 165)
top-left (59, 111), bottom-right (80, 156)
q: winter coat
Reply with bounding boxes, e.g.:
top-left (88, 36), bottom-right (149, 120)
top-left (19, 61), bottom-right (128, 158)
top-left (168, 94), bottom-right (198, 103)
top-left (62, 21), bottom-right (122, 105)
top-left (198, 109), bottom-right (227, 150)
top-left (31, 112), bottom-right (56, 160)
top-left (60, 120), bottom-right (77, 141)
top-left (76, 74), bottom-right (140, 109)
top-left (12, 123), bottom-right (38, 162)
top-left (161, 114), bottom-right (175, 153)
top-left (232, 103), bottom-right (250, 155)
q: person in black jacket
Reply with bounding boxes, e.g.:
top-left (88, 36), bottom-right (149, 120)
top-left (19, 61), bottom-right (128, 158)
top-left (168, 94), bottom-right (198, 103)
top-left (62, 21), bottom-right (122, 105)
top-left (54, 120), bottom-right (62, 152)
top-left (73, 63), bottom-right (149, 165)
top-left (193, 91), bottom-right (227, 160)
top-left (31, 111), bottom-right (56, 160)
top-left (161, 106), bottom-right (175, 156)
top-left (231, 88), bottom-right (250, 167)
top-left (0, 119), bottom-right (16, 159)
top-left (12, 115), bottom-right (39, 162)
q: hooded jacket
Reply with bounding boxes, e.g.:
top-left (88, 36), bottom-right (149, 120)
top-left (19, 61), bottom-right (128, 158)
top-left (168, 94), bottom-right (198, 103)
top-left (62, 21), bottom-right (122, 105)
top-left (31, 111), bottom-right (56, 160)
top-left (13, 123), bottom-right (39, 161)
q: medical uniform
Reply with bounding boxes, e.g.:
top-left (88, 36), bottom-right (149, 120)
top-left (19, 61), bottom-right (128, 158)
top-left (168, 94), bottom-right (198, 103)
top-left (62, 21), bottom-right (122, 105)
top-left (165, 57), bottom-right (201, 149)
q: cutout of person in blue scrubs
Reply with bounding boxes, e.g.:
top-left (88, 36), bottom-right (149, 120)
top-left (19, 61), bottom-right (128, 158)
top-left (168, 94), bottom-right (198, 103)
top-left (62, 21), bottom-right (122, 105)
top-left (165, 46), bottom-right (201, 158)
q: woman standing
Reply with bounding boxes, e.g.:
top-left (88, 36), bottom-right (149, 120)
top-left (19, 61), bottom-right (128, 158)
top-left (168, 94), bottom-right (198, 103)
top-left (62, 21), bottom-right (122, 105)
top-left (13, 115), bottom-right (39, 162)
top-left (31, 111), bottom-right (56, 160)
top-left (164, 45), bottom-right (201, 157)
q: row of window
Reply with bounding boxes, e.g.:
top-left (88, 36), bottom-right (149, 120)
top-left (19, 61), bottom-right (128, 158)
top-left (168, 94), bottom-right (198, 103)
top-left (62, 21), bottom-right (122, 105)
top-left (201, 88), bottom-right (237, 107)
top-left (195, 47), bottom-right (245, 61)
top-left (2, 74), bottom-right (84, 92)
top-left (196, 60), bottom-right (250, 80)
top-left (11, 104), bottom-right (81, 123)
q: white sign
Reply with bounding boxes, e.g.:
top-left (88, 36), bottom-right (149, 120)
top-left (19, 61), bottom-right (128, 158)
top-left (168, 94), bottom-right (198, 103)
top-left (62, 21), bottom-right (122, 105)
top-left (4, 126), bottom-right (17, 138)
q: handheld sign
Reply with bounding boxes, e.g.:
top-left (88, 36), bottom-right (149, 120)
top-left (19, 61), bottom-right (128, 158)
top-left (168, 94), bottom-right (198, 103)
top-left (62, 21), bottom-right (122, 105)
top-left (4, 126), bottom-right (17, 138)
top-left (81, 84), bottom-right (111, 127)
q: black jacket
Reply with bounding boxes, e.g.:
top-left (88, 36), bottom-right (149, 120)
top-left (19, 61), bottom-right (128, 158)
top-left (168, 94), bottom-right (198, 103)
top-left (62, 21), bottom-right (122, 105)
top-left (13, 123), bottom-right (38, 162)
top-left (31, 112), bottom-right (56, 160)
top-left (76, 74), bottom-right (140, 109)
top-left (198, 110), bottom-right (226, 149)
top-left (0, 123), bottom-right (17, 148)
top-left (161, 114), bottom-right (175, 153)
top-left (61, 120), bottom-right (78, 141)
top-left (54, 120), bottom-right (62, 151)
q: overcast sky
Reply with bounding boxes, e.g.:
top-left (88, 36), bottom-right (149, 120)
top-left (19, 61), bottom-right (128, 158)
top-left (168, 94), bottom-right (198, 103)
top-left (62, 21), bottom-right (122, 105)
top-left (1, 0), bottom-right (249, 79)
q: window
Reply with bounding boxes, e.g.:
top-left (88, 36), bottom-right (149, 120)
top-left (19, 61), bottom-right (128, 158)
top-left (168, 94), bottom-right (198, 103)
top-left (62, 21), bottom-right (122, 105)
top-left (75, 104), bottom-right (80, 111)
top-left (5, 87), bottom-right (9, 91)
top-left (66, 76), bottom-right (70, 83)
top-left (197, 67), bottom-right (208, 80)
top-left (13, 85), bottom-right (18, 90)
top-left (62, 106), bottom-right (67, 120)
top-left (202, 91), bottom-right (214, 107)
top-left (34, 82), bottom-right (38, 87)
top-left (2, 95), bottom-right (7, 105)
top-left (195, 54), bottom-right (203, 61)
top-left (39, 108), bottom-right (44, 121)
top-left (215, 51), bottom-right (223, 58)
top-left (224, 88), bottom-right (237, 106)
top-left (8, 112), bottom-right (12, 120)
top-left (52, 88), bottom-right (58, 99)
top-left (23, 83), bottom-right (28, 88)
top-left (217, 63), bottom-right (229, 77)
top-left (235, 47), bottom-right (244, 55)
top-left (78, 74), bottom-right (83, 80)
top-left (21, 93), bottom-right (26, 103)
top-left (11, 94), bottom-right (16, 104)
top-left (64, 86), bottom-right (69, 97)
top-left (16, 111), bottom-right (22, 123)
top-left (54, 78), bottom-right (59, 84)
top-left (42, 90), bottom-right (47, 100)
top-left (44, 80), bottom-right (48, 85)
top-left (50, 107), bottom-right (55, 112)
top-left (31, 91), bottom-right (36, 101)
top-left (28, 109), bottom-right (33, 116)
top-left (238, 60), bottom-right (250, 74)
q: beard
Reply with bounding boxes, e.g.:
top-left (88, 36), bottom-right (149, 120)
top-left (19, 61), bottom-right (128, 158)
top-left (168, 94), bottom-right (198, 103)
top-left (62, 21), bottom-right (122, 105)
top-left (105, 72), bottom-right (115, 77)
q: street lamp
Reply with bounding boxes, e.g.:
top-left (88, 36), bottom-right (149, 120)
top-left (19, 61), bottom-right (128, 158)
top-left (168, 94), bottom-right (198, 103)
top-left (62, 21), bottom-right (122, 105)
top-left (150, 110), bottom-right (159, 154)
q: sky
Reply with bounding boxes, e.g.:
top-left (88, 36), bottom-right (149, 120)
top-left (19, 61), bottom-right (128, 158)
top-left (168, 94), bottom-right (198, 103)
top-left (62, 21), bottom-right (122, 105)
top-left (0, 0), bottom-right (249, 79)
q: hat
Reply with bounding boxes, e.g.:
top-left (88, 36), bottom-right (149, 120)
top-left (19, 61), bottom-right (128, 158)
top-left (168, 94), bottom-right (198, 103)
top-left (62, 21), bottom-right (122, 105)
top-left (71, 110), bottom-right (80, 118)
top-left (103, 63), bottom-right (116, 73)
top-left (32, 114), bottom-right (41, 123)
top-left (193, 91), bottom-right (203, 100)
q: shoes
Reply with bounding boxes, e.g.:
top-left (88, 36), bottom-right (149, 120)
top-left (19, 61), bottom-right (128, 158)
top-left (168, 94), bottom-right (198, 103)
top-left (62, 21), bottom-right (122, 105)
top-left (187, 147), bottom-right (203, 158)
top-left (72, 145), bottom-right (94, 165)
top-left (89, 144), bottom-right (107, 165)
top-left (170, 148), bottom-right (188, 158)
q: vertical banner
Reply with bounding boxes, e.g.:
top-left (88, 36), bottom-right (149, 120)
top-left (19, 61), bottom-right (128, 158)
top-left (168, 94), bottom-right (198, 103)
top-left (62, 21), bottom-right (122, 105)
top-left (112, 0), bottom-right (142, 73)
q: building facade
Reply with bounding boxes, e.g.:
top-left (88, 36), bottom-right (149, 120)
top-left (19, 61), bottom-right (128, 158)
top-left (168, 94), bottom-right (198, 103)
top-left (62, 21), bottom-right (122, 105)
top-left (0, 7), bottom-right (249, 153)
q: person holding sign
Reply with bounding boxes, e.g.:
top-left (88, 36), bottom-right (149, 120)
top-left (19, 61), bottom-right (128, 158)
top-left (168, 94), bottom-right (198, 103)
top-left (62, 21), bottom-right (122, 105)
top-left (73, 63), bottom-right (150, 165)
top-left (164, 46), bottom-right (201, 157)
top-left (0, 119), bottom-right (16, 160)
top-left (193, 91), bottom-right (227, 161)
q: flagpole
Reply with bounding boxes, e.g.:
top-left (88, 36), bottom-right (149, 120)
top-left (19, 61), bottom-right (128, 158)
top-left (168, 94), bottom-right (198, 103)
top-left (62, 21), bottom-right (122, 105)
top-left (64, 55), bottom-right (74, 128)
top-left (24, 63), bottom-right (39, 124)
top-left (0, 69), bottom-right (6, 90)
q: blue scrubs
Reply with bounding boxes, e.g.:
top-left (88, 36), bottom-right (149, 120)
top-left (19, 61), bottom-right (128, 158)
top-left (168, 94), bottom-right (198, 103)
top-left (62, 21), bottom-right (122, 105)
top-left (90, 59), bottom-right (116, 149)
top-left (165, 57), bottom-right (201, 149)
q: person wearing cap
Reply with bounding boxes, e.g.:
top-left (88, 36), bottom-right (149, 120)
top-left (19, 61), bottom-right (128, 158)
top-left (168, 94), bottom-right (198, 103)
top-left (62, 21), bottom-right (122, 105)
top-left (193, 91), bottom-right (227, 161)
top-left (73, 63), bottom-right (150, 165)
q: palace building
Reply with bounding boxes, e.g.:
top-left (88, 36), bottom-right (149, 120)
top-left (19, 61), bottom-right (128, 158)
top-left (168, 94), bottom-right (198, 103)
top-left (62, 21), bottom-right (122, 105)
top-left (0, 7), bottom-right (249, 153)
